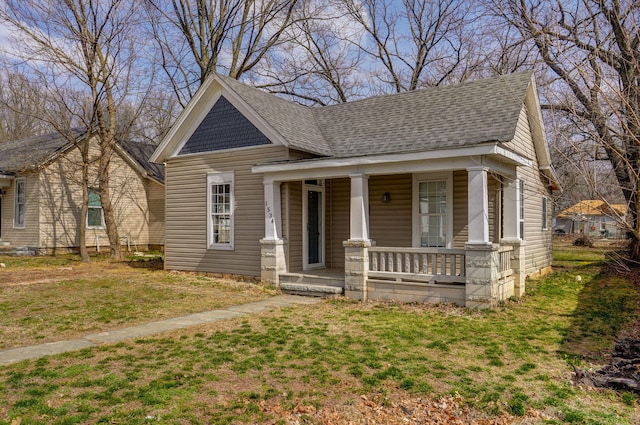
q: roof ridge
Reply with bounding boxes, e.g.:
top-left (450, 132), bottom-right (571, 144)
top-left (316, 70), bottom-right (534, 111)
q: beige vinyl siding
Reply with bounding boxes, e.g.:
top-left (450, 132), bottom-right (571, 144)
top-left (164, 145), bottom-right (289, 276)
top-left (325, 178), bottom-right (349, 269)
top-left (36, 143), bottom-right (158, 251)
top-left (287, 181), bottom-right (303, 272)
top-left (1, 173), bottom-right (40, 247)
top-left (512, 105), bottom-right (553, 274)
top-left (505, 105), bottom-right (536, 160)
top-left (369, 174), bottom-right (412, 247)
top-left (148, 181), bottom-right (165, 247)
top-left (102, 152), bottom-right (154, 248)
top-left (452, 170), bottom-right (468, 247)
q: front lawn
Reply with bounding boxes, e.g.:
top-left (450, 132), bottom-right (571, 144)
top-left (0, 248), bottom-right (638, 424)
top-left (0, 254), bottom-right (274, 349)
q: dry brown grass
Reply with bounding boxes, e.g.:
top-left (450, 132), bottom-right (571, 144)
top-left (0, 255), bottom-right (274, 349)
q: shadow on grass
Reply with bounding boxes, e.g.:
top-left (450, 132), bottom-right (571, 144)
top-left (559, 267), bottom-right (639, 363)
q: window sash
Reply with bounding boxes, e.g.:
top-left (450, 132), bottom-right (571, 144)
top-left (517, 179), bottom-right (525, 239)
top-left (418, 180), bottom-right (447, 247)
top-left (210, 183), bottom-right (231, 244)
top-left (542, 196), bottom-right (548, 230)
top-left (207, 172), bottom-right (234, 249)
top-left (14, 178), bottom-right (25, 227)
top-left (87, 190), bottom-right (104, 228)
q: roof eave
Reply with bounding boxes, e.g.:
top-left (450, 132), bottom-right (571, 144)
top-left (253, 142), bottom-right (530, 178)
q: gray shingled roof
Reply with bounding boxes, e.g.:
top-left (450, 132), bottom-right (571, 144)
top-left (118, 139), bottom-right (165, 183)
top-left (0, 131), bottom-right (164, 183)
top-left (217, 75), bottom-right (333, 156)
top-left (0, 130), bottom-right (83, 173)
top-left (316, 72), bottom-right (533, 157)
top-left (217, 71), bottom-right (533, 158)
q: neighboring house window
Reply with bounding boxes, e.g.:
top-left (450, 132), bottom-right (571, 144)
top-left (542, 196), bottom-right (548, 230)
top-left (87, 190), bottom-right (104, 228)
top-left (207, 172), bottom-right (234, 249)
top-left (14, 177), bottom-right (25, 228)
top-left (418, 180), bottom-right (447, 247)
top-left (517, 179), bottom-right (525, 239)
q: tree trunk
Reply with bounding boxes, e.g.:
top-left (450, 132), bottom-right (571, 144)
top-left (78, 139), bottom-right (90, 263)
top-left (98, 143), bottom-right (122, 261)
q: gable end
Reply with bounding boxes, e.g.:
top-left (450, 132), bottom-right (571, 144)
top-left (179, 96), bottom-right (271, 155)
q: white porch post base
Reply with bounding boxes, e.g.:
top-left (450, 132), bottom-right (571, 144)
top-left (501, 238), bottom-right (527, 298)
top-left (343, 239), bottom-right (371, 301)
top-left (465, 243), bottom-right (500, 308)
top-left (260, 238), bottom-right (287, 285)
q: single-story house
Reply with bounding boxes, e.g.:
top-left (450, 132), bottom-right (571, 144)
top-left (0, 131), bottom-right (165, 254)
top-left (555, 200), bottom-right (626, 238)
top-left (151, 71), bottom-right (559, 308)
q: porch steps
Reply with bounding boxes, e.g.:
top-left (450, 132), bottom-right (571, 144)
top-left (278, 272), bottom-right (344, 298)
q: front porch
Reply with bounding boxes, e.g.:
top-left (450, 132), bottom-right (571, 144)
top-left (256, 156), bottom-right (530, 308)
top-left (272, 242), bottom-right (521, 307)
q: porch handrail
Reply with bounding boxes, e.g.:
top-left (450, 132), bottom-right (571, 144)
top-left (497, 245), bottom-right (514, 279)
top-left (368, 246), bottom-right (465, 284)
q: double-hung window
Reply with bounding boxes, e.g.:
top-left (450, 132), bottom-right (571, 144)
top-left (87, 189), bottom-right (104, 228)
top-left (14, 177), bottom-right (25, 228)
top-left (207, 172), bottom-right (234, 249)
top-left (414, 175), bottom-right (451, 248)
top-left (517, 179), bottom-right (525, 239)
top-left (541, 196), bottom-right (548, 230)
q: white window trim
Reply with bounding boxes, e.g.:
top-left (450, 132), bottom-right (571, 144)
top-left (517, 179), bottom-right (525, 240)
top-left (541, 196), bottom-right (548, 231)
top-left (13, 177), bottom-right (26, 229)
top-left (207, 171), bottom-right (234, 250)
top-left (412, 172), bottom-right (453, 249)
top-left (87, 190), bottom-right (105, 229)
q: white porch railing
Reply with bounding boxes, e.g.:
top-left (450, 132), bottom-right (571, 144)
top-left (368, 247), bottom-right (466, 284)
top-left (498, 245), bottom-right (514, 280)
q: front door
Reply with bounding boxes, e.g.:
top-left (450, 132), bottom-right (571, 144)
top-left (303, 183), bottom-right (324, 269)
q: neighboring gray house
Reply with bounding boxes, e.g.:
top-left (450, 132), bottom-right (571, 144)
top-left (151, 71), bottom-right (559, 308)
top-left (0, 131), bottom-right (165, 253)
top-left (555, 200), bottom-right (626, 238)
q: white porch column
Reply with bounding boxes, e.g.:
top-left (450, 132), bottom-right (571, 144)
top-left (465, 166), bottom-right (498, 308)
top-left (349, 173), bottom-right (370, 241)
top-left (345, 173), bottom-right (370, 301)
top-left (502, 177), bottom-right (519, 240)
top-left (467, 166), bottom-right (490, 245)
top-left (501, 177), bottom-right (526, 298)
top-left (260, 181), bottom-right (286, 284)
top-left (263, 181), bottom-right (282, 240)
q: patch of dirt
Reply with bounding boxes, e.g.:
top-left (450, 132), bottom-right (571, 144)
top-left (258, 394), bottom-right (538, 424)
top-left (574, 265), bottom-right (640, 393)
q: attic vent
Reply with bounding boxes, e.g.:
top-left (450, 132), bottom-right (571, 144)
top-left (179, 96), bottom-right (271, 155)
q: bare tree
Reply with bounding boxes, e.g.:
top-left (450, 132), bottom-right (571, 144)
top-left (490, 0), bottom-right (640, 258)
top-left (252, 1), bottom-right (369, 105)
top-left (341, 0), bottom-right (484, 93)
top-left (0, 0), bottom-right (152, 261)
top-left (118, 90), bottom-right (180, 144)
top-left (0, 71), bottom-right (47, 143)
top-left (146, 0), bottom-right (301, 106)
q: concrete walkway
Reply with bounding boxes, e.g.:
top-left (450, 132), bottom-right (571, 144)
top-left (0, 295), bottom-right (321, 366)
